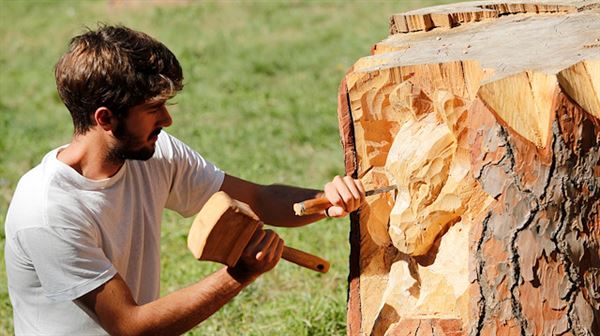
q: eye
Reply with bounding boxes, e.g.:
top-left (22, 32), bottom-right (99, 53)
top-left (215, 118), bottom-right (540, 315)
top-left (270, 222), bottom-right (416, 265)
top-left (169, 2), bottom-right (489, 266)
top-left (148, 104), bottom-right (165, 114)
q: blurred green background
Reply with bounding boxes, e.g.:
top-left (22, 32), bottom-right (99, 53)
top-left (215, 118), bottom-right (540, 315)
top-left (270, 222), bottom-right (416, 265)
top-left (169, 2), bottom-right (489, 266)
top-left (0, 0), bottom-right (453, 334)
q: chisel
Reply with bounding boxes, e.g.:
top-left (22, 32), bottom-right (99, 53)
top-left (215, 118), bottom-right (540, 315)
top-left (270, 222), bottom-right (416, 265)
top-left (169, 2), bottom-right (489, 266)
top-left (293, 184), bottom-right (397, 216)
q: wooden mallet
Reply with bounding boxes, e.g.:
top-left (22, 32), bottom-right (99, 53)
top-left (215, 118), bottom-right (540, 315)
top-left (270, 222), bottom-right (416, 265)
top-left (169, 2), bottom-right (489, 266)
top-left (188, 191), bottom-right (330, 273)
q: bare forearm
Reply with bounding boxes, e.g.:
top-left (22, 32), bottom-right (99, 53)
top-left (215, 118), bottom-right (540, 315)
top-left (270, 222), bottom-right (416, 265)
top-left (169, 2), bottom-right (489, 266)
top-left (131, 267), bottom-right (252, 336)
top-left (82, 268), bottom-right (254, 336)
top-left (220, 174), bottom-right (364, 227)
top-left (253, 184), bottom-right (325, 227)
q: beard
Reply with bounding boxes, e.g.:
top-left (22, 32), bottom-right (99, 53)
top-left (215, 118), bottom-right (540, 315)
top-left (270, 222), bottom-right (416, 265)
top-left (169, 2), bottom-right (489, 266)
top-left (106, 121), bottom-right (160, 163)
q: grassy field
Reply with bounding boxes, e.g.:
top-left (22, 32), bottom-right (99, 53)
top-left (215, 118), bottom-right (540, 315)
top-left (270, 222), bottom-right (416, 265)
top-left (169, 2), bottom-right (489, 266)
top-left (0, 0), bottom-right (453, 334)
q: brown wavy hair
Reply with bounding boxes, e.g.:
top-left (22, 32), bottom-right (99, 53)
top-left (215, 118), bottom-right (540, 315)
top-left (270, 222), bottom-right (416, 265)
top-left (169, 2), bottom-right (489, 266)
top-left (55, 25), bottom-right (183, 134)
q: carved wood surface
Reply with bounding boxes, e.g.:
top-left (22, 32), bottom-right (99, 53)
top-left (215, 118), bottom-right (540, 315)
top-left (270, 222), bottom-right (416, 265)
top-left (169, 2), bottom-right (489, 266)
top-left (338, 1), bottom-right (600, 335)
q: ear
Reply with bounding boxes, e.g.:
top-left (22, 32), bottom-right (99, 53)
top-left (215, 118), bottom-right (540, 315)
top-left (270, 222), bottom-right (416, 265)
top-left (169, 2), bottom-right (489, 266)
top-left (94, 107), bottom-right (115, 132)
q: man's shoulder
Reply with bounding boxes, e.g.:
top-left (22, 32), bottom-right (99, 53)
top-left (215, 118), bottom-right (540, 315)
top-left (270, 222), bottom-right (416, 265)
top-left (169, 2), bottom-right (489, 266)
top-left (10, 152), bottom-right (56, 207)
top-left (6, 149), bottom-right (88, 235)
top-left (15, 147), bottom-right (63, 184)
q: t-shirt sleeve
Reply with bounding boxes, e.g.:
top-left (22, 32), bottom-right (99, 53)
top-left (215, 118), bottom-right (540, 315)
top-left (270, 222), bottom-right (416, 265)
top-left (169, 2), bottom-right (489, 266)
top-left (160, 133), bottom-right (225, 217)
top-left (15, 226), bottom-right (117, 302)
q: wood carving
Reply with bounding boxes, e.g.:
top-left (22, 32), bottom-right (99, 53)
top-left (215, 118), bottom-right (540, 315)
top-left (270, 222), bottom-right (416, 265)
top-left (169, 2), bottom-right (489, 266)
top-left (338, 1), bottom-right (600, 335)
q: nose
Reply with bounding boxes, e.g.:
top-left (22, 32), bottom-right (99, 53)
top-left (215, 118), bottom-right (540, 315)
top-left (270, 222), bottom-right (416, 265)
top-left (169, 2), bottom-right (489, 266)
top-left (160, 106), bottom-right (173, 128)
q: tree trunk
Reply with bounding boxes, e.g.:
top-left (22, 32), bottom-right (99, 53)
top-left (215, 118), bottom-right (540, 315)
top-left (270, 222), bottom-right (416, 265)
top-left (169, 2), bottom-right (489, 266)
top-left (338, 1), bottom-right (600, 335)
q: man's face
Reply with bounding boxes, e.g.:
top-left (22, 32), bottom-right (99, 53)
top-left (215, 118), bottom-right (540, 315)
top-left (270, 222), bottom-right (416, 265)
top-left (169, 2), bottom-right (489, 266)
top-left (107, 100), bottom-right (173, 162)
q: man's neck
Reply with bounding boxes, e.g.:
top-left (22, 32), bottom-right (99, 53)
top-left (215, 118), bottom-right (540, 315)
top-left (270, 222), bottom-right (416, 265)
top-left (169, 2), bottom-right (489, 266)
top-left (57, 131), bottom-right (124, 180)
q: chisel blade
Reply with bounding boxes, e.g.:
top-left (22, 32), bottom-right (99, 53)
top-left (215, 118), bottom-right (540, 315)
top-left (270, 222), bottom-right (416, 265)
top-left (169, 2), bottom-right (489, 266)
top-left (365, 184), bottom-right (397, 197)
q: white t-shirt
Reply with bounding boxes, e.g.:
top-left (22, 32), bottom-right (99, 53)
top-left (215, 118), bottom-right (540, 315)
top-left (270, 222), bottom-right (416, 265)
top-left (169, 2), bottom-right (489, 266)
top-left (4, 132), bottom-right (224, 335)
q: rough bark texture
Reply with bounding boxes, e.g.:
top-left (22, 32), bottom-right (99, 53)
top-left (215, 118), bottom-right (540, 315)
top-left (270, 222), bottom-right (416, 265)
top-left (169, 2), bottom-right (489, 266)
top-left (469, 92), bottom-right (600, 336)
top-left (339, 1), bottom-right (600, 335)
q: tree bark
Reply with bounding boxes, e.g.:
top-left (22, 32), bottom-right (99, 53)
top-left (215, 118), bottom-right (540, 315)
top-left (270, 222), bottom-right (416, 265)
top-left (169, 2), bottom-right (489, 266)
top-left (338, 1), bottom-right (600, 335)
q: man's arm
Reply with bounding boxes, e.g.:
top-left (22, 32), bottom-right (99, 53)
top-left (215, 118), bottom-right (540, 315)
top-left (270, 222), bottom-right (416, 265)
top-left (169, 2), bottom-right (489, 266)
top-left (76, 228), bottom-right (284, 336)
top-left (220, 174), bottom-right (365, 227)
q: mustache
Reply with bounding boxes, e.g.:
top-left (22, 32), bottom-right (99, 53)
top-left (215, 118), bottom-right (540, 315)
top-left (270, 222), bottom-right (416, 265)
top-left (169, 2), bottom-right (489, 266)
top-left (150, 128), bottom-right (162, 138)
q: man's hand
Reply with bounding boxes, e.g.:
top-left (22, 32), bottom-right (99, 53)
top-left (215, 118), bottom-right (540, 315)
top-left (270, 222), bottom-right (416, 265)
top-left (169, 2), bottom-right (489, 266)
top-left (323, 175), bottom-right (365, 218)
top-left (228, 225), bottom-right (284, 283)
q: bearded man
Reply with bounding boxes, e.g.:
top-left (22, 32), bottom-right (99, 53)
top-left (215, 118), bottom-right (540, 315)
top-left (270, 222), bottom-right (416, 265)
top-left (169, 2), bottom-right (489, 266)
top-left (4, 25), bottom-right (364, 335)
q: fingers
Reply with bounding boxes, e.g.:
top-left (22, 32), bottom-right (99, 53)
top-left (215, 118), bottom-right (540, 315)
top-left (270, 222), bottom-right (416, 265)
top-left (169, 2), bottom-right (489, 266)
top-left (323, 175), bottom-right (365, 217)
top-left (254, 229), bottom-right (281, 261)
top-left (272, 236), bottom-right (285, 265)
top-left (244, 223), bottom-right (266, 255)
top-left (238, 227), bottom-right (284, 276)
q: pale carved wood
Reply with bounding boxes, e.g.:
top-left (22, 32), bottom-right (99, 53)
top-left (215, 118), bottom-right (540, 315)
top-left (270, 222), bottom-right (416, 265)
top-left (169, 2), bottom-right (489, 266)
top-left (339, 1), bottom-right (600, 335)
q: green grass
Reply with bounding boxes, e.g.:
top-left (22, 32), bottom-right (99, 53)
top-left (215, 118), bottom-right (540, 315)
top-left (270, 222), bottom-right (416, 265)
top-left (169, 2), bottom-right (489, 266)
top-left (0, 0), bottom-right (454, 334)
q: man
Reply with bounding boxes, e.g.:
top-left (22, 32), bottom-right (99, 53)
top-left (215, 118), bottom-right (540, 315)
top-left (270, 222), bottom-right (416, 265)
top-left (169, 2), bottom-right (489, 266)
top-left (4, 25), bottom-right (364, 335)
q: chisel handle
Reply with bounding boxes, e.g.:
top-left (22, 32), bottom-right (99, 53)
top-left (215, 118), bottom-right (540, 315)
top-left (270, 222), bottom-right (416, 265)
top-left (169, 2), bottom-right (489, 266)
top-left (293, 185), bottom-right (395, 216)
top-left (282, 246), bottom-right (330, 273)
top-left (293, 197), bottom-right (331, 216)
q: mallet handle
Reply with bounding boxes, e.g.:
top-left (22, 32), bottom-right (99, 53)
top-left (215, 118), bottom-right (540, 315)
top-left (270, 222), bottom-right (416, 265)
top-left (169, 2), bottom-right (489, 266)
top-left (282, 246), bottom-right (330, 273)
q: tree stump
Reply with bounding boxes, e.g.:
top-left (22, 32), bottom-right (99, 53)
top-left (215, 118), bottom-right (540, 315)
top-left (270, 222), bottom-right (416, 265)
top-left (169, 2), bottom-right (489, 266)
top-left (338, 1), bottom-right (600, 335)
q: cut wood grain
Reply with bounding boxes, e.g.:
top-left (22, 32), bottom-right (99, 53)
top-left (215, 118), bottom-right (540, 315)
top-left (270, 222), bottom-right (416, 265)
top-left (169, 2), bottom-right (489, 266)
top-left (478, 71), bottom-right (557, 148)
top-left (557, 59), bottom-right (600, 119)
top-left (389, 0), bottom-right (582, 34)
